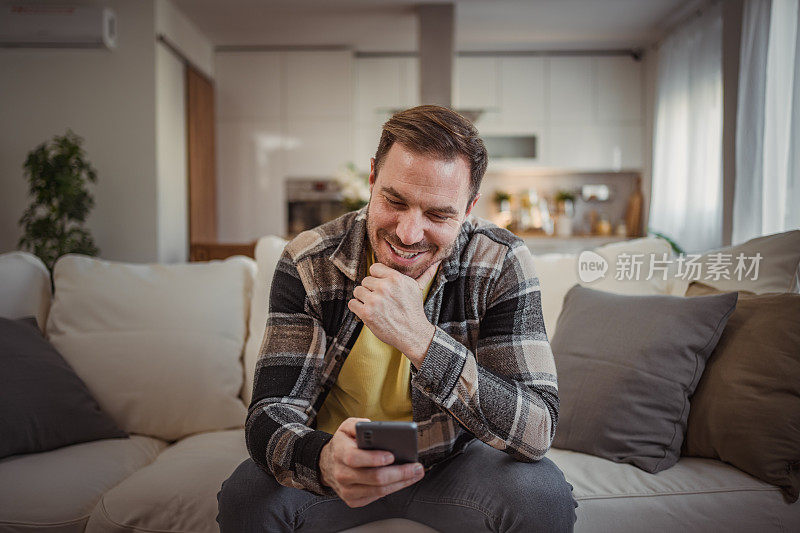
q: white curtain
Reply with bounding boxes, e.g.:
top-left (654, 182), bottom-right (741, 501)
top-left (650, 3), bottom-right (723, 253)
top-left (733, 0), bottom-right (800, 243)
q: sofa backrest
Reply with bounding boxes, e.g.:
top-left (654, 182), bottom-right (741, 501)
top-left (46, 254), bottom-right (256, 441)
top-left (242, 236), bottom-right (287, 405)
top-left (0, 251), bottom-right (51, 332)
top-left (532, 237), bottom-right (674, 337)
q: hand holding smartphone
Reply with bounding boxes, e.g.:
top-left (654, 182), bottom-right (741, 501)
top-left (356, 421), bottom-right (419, 464)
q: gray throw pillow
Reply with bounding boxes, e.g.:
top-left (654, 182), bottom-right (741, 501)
top-left (550, 285), bottom-right (737, 473)
top-left (0, 316), bottom-right (128, 459)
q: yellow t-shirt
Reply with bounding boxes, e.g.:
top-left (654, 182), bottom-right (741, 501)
top-left (315, 247), bottom-right (435, 434)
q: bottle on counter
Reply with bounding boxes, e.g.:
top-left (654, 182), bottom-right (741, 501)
top-left (625, 177), bottom-right (644, 237)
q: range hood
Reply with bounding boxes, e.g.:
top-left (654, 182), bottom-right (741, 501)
top-left (416, 3), bottom-right (483, 122)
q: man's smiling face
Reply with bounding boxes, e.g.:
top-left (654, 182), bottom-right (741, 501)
top-left (366, 142), bottom-right (479, 279)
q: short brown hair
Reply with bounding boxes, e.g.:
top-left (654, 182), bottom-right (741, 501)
top-left (373, 105), bottom-right (488, 207)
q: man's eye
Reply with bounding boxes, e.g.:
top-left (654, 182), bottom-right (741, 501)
top-left (386, 198), bottom-right (403, 207)
top-left (429, 213), bottom-right (448, 222)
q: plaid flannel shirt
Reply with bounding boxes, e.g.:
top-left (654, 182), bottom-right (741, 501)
top-left (246, 207), bottom-right (559, 496)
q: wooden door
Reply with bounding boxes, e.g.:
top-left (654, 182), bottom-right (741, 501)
top-left (186, 65), bottom-right (217, 245)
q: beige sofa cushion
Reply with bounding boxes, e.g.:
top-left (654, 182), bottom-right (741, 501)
top-left (86, 430), bottom-right (247, 533)
top-left (533, 237), bottom-right (673, 336)
top-left (46, 255), bottom-right (254, 441)
top-left (547, 447), bottom-right (800, 532)
top-left (0, 251), bottom-right (51, 331)
top-left (0, 435), bottom-right (166, 532)
top-left (242, 236), bottom-right (287, 405)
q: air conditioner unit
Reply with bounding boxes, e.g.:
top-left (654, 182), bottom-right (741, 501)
top-left (0, 5), bottom-right (116, 49)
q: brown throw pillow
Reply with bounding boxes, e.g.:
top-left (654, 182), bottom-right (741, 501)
top-left (683, 284), bottom-right (800, 503)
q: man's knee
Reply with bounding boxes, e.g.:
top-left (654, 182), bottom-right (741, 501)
top-left (216, 458), bottom-right (313, 533)
top-left (217, 459), bottom-right (265, 531)
top-left (502, 457), bottom-right (578, 531)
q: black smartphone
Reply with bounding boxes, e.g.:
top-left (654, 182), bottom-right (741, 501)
top-left (355, 421), bottom-right (419, 464)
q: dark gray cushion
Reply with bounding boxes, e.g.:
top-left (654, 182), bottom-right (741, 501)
top-left (550, 285), bottom-right (737, 473)
top-left (0, 316), bottom-right (127, 459)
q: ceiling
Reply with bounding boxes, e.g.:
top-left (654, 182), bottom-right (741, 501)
top-left (171, 0), bottom-right (696, 52)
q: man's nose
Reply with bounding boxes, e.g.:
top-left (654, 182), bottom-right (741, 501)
top-left (395, 211), bottom-right (424, 245)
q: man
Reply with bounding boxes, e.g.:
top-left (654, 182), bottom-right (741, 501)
top-left (217, 105), bottom-right (577, 532)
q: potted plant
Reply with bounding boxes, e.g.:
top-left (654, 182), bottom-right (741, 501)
top-left (17, 130), bottom-right (100, 273)
top-left (493, 190), bottom-right (511, 213)
top-left (554, 190), bottom-right (576, 217)
top-left (334, 162), bottom-right (371, 211)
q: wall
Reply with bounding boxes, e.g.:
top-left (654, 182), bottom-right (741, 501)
top-left (155, 43), bottom-right (188, 263)
top-left (154, 0), bottom-right (215, 262)
top-left (0, 0), bottom-right (158, 263)
top-left (155, 0), bottom-right (214, 78)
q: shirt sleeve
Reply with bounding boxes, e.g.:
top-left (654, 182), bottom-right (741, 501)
top-left (411, 241), bottom-right (559, 461)
top-left (245, 248), bottom-right (336, 496)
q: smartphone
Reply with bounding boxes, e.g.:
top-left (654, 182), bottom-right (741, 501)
top-left (355, 421), bottom-right (419, 464)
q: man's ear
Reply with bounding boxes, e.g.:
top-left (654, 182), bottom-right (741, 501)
top-left (465, 192), bottom-right (480, 217)
top-left (369, 158), bottom-right (376, 192)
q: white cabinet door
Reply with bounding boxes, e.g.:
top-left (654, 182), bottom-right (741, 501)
top-left (355, 57), bottom-right (403, 122)
top-left (354, 56), bottom-right (419, 118)
top-left (595, 125), bottom-right (643, 169)
top-left (352, 56), bottom-right (420, 172)
top-left (353, 123), bottom-right (382, 173)
top-left (285, 51), bottom-right (353, 119)
top-left (216, 120), bottom-right (286, 240)
top-left (500, 57), bottom-right (546, 126)
top-left (285, 119), bottom-right (353, 177)
top-left (548, 57), bottom-right (594, 124)
top-left (215, 52), bottom-right (282, 121)
top-left (400, 57), bottom-right (420, 107)
top-left (597, 56), bottom-right (642, 122)
top-left (454, 57), bottom-right (499, 109)
top-left (548, 124), bottom-right (642, 170)
top-left (549, 125), bottom-right (602, 170)
top-left (547, 56), bottom-right (643, 170)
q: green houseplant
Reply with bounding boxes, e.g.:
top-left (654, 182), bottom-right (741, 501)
top-left (17, 130), bottom-right (100, 272)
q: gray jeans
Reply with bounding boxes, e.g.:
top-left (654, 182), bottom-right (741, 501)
top-left (216, 439), bottom-right (578, 533)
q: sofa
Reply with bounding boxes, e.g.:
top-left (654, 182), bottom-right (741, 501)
top-left (1, 230), bottom-right (799, 533)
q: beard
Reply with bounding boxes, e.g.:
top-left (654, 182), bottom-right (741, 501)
top-left (365, 203), bottom-right (458, 279)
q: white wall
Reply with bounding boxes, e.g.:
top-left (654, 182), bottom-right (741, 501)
top-left (0, 0), bottom-right (159, 263)
top-left (155, 43), bottom-right (188, 263)
top-left (154, 0), bottom-right (214, 262)
top-left (0, 0), bottom-right (215, 264)
top-left (156, 0), bottom-right (214, 78)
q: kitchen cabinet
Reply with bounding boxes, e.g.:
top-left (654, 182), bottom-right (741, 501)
top-left (548, 57), bottom-right (595, 124)
top-left (353, 56), bottom-right (418, 172)
top-left (215, 52), bottom-right (282, 120)
top-left (285, 119), bottom-right (353, 177)
top-left (597, 56), bottom-right (642, 122)
top-left (215, 50), bottom-right (353, 240)
top-left (499, 57), bottom-right (546, 127)
top-left (285, 51), bottom-right (352, 119)
top-left (283, 51), bottom-right (353, 177)
top-left (216, 120), bottom-right (286, 241)
top-left (546, 56), bottom-right (642, 170)
top-left (454, 57), bottom-right (500, 110)
top-left (457, 56), bottom-right (546, 137)
top-left (351, 54), bottom-right (643, 171)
